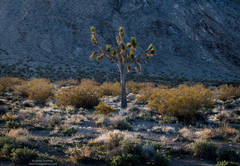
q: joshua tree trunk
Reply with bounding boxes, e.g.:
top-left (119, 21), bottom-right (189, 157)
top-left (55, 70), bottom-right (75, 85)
top-left (119, 64), bottom-right (127, 109)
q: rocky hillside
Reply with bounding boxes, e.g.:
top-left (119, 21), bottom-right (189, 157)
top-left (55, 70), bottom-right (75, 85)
top-left (0, 0), bottom-right (240, 81)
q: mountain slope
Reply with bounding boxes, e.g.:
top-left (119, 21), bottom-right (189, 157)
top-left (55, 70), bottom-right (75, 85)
top-left (0, 0), bottom-right (240, 81)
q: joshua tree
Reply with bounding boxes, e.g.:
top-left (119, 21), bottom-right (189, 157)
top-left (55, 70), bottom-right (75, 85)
top-left (89, 26), bottom-right (155, 108)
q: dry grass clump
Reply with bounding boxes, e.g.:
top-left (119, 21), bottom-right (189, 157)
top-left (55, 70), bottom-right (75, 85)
top-left (126, 81), bottom-right (154, 94)
top-left (7, 128), bottom-right (31, 143)
top-left (216, 84), bottom-right (240, 101)
top-left (148, 84), bottom-right (213, 122)
top-left (207, 125), bottom-right (239, 141)
top-left (66, 146), bottom-right (100, 164)
top-left (99, 82), bottom-right (121, 96)
top-left (56, 83), bottom-right (100, 109)
top-left (2, 113), bottom-right (18, 121)
top-left (14, 78), bottom-right (54, 103)
top-left (0, 77), bottom-right (24, 91)
top-left (95, 102), bottom-right (115, 115)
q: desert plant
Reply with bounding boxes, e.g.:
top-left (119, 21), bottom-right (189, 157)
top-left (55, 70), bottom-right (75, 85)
top-left (0, 84), bottom-right (3, 94)
top-left (11, 147), bottom-right (39, 164)
top-left (0, 138), bottom-right (22, 160)
top-left (6, 120), bottom-right (20, 129)
top-left (56, 84), bottom-right (100, 108)
top-left (208, 125), bottom-right (239, 141)
top-left (1, 113), bottom-right (18, 121)
top-left (193, 141), bottom-right (217, 160)
top-left (217, 84), bottom-right (240, 101)
top-left (126, 81), bottom-right (154, 94)
top-left (217, 148), bottom-right (240, 162)
top-left (89, 26), bottom-right (155, 108)
top-left (95, 102), bottom-right (115, 115)
top-left (60, 127), bottom-right (77, 136)
top-left (148, 84), bottom-right (213, 122)
top-left (66, 146), bottom-right (103, 164)
top-left (7, 128), bottom-right (31, 143)
top-left (216, 161), bottom-right (239, 166)
top-left (100, 82), bottom-right (121, 96)
top-left (110, 153), bottom-right (141, 166)
top-left (14, 78), bottom-right (54, 103)
top-left (0, 77), bottom-right (24, 91)
top-left (109, 116), bottom-right (132, 130)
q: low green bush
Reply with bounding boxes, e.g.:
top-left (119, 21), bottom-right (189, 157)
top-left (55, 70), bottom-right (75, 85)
top-left (11, 147), bottom-right (39, 164)
top-left (110, 153), bottom-right (141, 166)
top-left (193, 141), bottom-right (217, 160)
top-left (217, 148), bottom-right (240, 162)
top-left (216, 161), bottom-right (239, 166)
top-left (61, 127), bottom-right (77, 136)
top-left (6, 120), bottom-right (20, 129)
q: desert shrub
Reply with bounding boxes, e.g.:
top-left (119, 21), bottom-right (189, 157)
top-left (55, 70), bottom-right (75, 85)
top-left (109, 116), bottom-right (132, 130)
top-left (216, 84), bottom-right (240, 101)
top-left (0, 136), bottom-right (22, 160)
top-left (95, 102), bottom-right (115, 115)
top-left (193, 141), bottom-right (217, 160)
top-left (57, 79), bottom-right (79, 87)
top-left (217, 148), bottom-right (240, 162)
top-left (0, 77), bottom-right (24, 91)
top-left (100, 82), bottom-right (121, 96)
top-left (80, 78), bottom-right (99, 87)
top-left (60, 127), bottom-right (77, 136)
top-left (148, 84), bottom-right (213, 122)
top-left (126, 81), bottom-right (154, 94)
top-left (56, 84), bottom-right (100, 108)
top-left (216, 161), bottom-right (239, 166)
top-left (6, 120), bottom-right (20, 129)
top-left (66, 145), bottom-right (104, 164)
top-left (108, 140), bottom-right (169, 166)
top-left (2, 113), bottom-right (18, 121)
top-left (14, 78), bottom-right (54, 103)
top-left (0, 84), bottom-right (3, 94)
top-left (110, 153), bottom-right (141, 166)
top-left (7, 128), bottom-right (31, 143)
top-left (208, 126), bottom-right (239, 141)
top-left (11, 147), bottom-right (39, 164)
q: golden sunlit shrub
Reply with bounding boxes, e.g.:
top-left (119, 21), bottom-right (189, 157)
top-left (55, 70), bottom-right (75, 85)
top-left (148, 84), bottom-right (213, 122)
top-left (0, 77), bottom-right (24, 90)
top-left (57, 79), bottom-right (79, 87)
top-left (99, 82), bottom-right (121, 96)
top-left (80, 78), bottom-right (99, 87)
top-left (207, 125), bottom-right (239, 141)
top-left (136, 87), bottom-right (160, 104)
top-left (126, 81), bottom-right (154, 94)
top-left (66, 146), bottom-right (100, 164)
top-left (14, 78), bottom-right (54, 103)
top-left (7, 128), bottom-right (31, 143)
top-left (95, 102), bottom-right (115, 115)
top-left (2, 113), bottom-right (18, 121)
top-left (0, 85), bottom-right (3, 94)
top-left (216, 84), bottom-right (240, 101)
top-left (56, 84), bottom-right (100, 109)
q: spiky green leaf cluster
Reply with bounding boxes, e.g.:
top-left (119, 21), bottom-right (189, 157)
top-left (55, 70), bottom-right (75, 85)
top-left (131, 37), bottom-right (138, 48)
top-left (106, 45), bottom-right (112, 52)
top-left (89, 25), bottom-right (155, 74)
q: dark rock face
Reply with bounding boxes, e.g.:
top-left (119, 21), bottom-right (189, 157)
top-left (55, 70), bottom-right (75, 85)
top-left (0, 0), bottom-right (240, 81)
